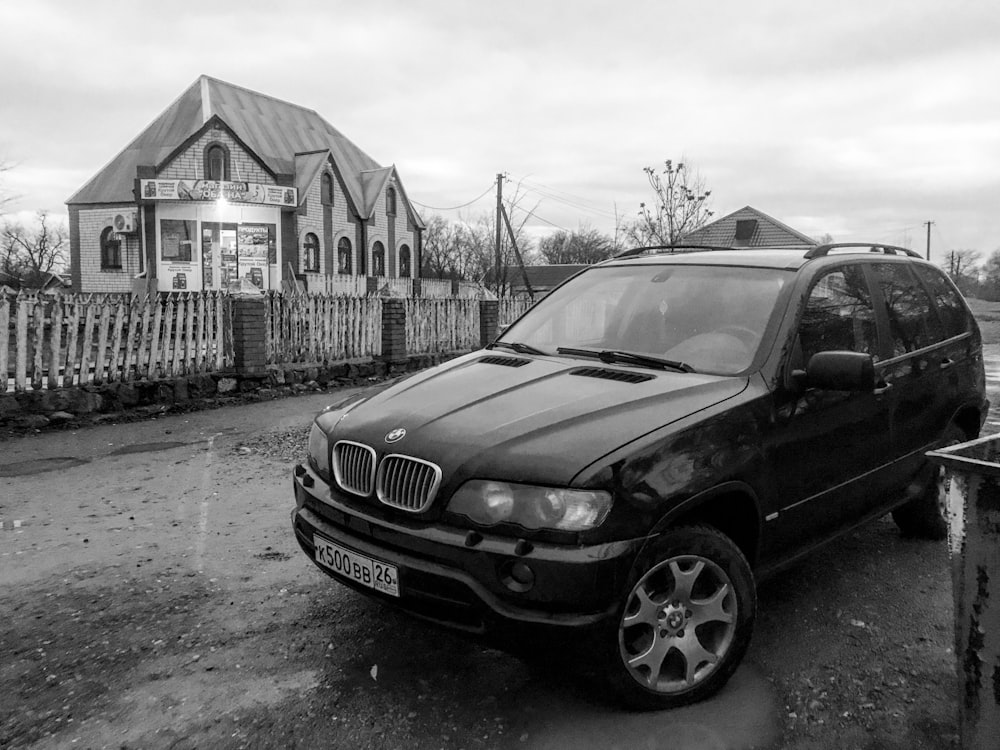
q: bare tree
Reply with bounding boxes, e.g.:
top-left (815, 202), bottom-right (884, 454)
top-left (943, 249), bottom-right (981, 295)
top-left (538, 224), bottom-right (614, 265)
top-left (624, 159), bottom-right (714, 246)
top-left (979, 249), bottom-right (1000, 301)
top-left (2, 210), bottom-right (68, 288)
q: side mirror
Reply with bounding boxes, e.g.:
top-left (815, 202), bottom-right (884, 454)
top-left (795, 351), bottom-right (875, 391)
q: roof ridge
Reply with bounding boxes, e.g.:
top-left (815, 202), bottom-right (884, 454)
top-left (200, 74), bottom-right (325, 118)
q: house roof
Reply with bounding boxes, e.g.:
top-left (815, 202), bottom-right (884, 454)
top-left (682, 206), bottom-right (817, 248)
top-left (68, 75), bottom-right (415, 223)
top-left (506, 264), bottom-right (589, 291)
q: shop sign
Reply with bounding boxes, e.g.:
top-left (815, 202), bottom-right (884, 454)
top-left (141, 179), bottom-right (297, 207)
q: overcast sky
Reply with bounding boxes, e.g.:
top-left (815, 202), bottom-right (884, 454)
top-left (1, 0), bottom-right (998, 263)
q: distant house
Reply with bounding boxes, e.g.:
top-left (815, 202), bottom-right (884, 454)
top-left (0, 268), bottom-right (71, 294)
top-left (682, 206), bottom-right (817, 248)
top-left (67, 75), bottom-right (424, 294)
top-left (504, 264), bottom-right (588, 298)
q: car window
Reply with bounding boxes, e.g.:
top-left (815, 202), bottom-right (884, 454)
top-left (500, 264), bottom-right (790, 374)
top-left (873, 263), bottom-right (945, 356)
top-left (798, 265), bottom-right (878, 364)
top-left (912, 264), bottom-right (971, 339)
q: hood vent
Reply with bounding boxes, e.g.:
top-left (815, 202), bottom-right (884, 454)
top-left (479, 355), bottom-right (530, 368)
top-left (570, 367), bottom-right (655, 384)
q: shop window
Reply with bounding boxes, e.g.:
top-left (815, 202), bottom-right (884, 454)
top-left (337, 237), bottom-right (352, 275)
top-left (322, 173), bottom-right (335, 205)
top-left (303, 233), bottom-right (320, 272)
top-left (160, 219), bottom-right (196, 262)
top-left (386, 187), bottom-right (396, 216)
top-left (372, 241), bottom-right (386, 276)
top-left (100, 226), bottom-right (122, 269)
top-left (399, 245), bottom-right (411, 278)
top-left (204, 143), bottom-right (230, 181)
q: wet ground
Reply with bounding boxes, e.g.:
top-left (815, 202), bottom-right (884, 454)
top-left (2, 342), bottom-right (997, 749)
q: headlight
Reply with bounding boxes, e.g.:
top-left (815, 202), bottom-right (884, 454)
top-left (446, 480), bottom-right (612, 532)
top-left (307, 423), bottom-right (330, 479)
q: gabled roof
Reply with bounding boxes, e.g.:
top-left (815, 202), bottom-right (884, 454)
top-left (682, 206), bottom-right (817, 248)
top-left (68, 75), bottom-right (385, 210)
top-left (294, 150), bottom-right (333, 204)
top-left (360, 167), bottom-right (394, 219)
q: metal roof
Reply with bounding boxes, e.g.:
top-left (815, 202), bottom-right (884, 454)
top-left (67, 75), bottom-right (414, 224)
top-left (682, 206), bottom-right (818, 248)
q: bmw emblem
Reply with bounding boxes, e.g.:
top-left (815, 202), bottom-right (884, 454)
top-left (385, 428), bottom-right (406, 444)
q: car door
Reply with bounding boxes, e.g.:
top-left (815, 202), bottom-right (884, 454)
top-left (763, 263), bottom-right (894, 558)
top-left (864, 262), bottom-right (961, 504)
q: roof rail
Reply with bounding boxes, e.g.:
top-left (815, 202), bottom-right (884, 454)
top-left (613, 244), bottom-right (736, 259)
top-left (803, 243), bottom-right (922, 260)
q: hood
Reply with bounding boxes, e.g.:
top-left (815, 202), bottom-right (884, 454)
top-left (321, 351), bottom-right (748, 490)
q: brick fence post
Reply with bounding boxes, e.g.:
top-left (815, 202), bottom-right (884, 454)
top-left (479, 299), bottom-right (499, 348)
top-left (381, 298), bottom-right (407, 368)
top-left (366, 276), bottom-right (379, 296)
top-left (231, 295), bottom-right (267, 375)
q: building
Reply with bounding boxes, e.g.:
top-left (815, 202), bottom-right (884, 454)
top-left (67, 75), bottom-right (424, 294)
top-left (682, 206), bottom-right (817, 248)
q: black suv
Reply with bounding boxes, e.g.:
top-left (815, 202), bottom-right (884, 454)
top-left (291, 244), bottom-right (986, 709)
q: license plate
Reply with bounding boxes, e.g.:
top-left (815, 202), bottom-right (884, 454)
top-left (313, 535), bottom-right (399, 597)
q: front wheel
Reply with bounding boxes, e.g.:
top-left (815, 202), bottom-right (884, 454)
top-left (603, 525), bottom-right (756, 710)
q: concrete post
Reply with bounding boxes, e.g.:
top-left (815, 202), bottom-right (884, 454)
top-left (929, 435), bottom-right (1000, 750)
top-left (231, 295), bottom-right (267, 375)
top-left (479, 300), bottom-right (499, 348)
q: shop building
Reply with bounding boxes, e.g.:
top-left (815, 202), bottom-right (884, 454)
top-left (67, 75), bottom-right (424, 294)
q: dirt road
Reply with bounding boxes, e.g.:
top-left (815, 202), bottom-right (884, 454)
top-left (3, 355), bottom-right (994, 749)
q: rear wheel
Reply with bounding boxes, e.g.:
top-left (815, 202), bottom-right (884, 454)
top-left (891, 424), bottom-right (967, 540)
top-left (603, 525), bottom-right (756, 710)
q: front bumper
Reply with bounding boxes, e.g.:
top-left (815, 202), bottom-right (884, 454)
top-left (291, 463), bottom-right (646, 638)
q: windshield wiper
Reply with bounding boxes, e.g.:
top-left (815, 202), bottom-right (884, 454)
top-left (556, 347), bottom-right (694, 373)
top-left (491, 340), bottom-right (549, 356)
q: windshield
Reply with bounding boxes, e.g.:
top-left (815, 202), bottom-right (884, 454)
top-left (499, 264), bottom-right (791, 374)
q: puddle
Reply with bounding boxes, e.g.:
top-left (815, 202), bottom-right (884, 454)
top-left (512, 664), bottom-right (781, 750)
top-left (0, 456), bottom-right (91, 477)
top-left (109, 441), bottom-right (191, 455)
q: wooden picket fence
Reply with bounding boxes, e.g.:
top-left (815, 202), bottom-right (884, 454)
top-left (264, 291), bottom-right (382, 364)
top-left (498, 297), bottom-right (534, 329)
top-left (404, 298), bottom-right (481, 354)
top-left (1, 291), bottom-right (232, 393)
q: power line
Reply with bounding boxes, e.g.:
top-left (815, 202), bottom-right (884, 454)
top-left (516, 178), bottom-right (619, 220)
top-left (410, 183), bottom-right (495, 211)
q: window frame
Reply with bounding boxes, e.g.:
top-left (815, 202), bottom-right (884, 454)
top-left (303, 232), bottom-right (320, 273)
top-left (100, 226), bottom-right (122, 270)
top-left (203, 142), bottom-right (231, 182)
top-left (399, 244), bottom-right (411, 278)
top-left (321, 173), bottom-right (335, 205)
top-left (337, 237), bottom-right (352, 275)
top-left (386, 187), bottom-right (397, 217)
top-left (372, 241), bottom-right (386, 277)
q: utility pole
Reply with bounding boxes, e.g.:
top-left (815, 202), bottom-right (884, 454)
top-left (495, 173), bottom-right (504, 296)
top-left (924, 220), bottom-right (934, 261)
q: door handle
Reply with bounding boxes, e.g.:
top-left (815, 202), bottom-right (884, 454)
top-left (873, 382), bottom-right (893, 395)
top-left (940, 357), bottom-right (955, 369)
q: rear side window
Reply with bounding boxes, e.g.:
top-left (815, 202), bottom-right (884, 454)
top-left (873, 263), bottom-right (945, 356)
top-left (912, 265), bottom-right (972, 339)
top-left (799, 265), bottom-right (878, 363)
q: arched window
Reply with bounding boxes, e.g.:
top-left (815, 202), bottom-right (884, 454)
top-left (303, 233), bottom-right (320, 272)
top-left (337, 237), bottom-right (352, 275)
top-left (321, 173), bottom-right (335, 205)
top-left (372, 241), bottom-right (385, 276)
top-left (399, 245), bottom-right (411, 278)
top-left (100, 226), bottom-right (122, 269)
top-left (204, 143), bottom-right (230, 181)
top-left (386, 187), bottom-right (396, 216)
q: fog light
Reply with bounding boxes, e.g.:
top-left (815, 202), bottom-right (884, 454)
top-left (501, 560), bottom-right (535, 593)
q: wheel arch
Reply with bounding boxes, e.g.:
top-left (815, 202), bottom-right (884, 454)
top-left (642, 482), bottom-right (764, 568)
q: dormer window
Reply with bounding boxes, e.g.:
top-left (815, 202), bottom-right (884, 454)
top-left (386, 187), bottom-right (396, 217)
top-left (204, 143), bottom-right (230, 181)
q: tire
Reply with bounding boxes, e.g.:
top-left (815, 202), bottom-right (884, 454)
top-left (891, 424), bottom-right (967, 540)
top-left (602, 524), bottom-right (756, 710)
